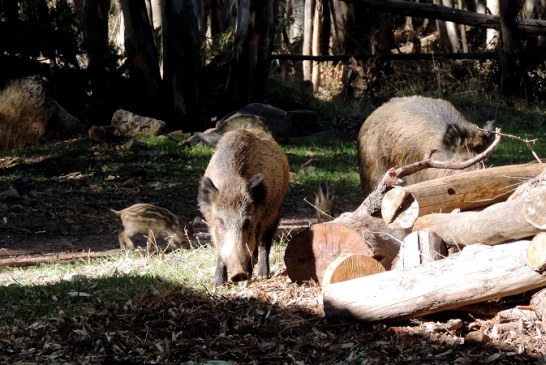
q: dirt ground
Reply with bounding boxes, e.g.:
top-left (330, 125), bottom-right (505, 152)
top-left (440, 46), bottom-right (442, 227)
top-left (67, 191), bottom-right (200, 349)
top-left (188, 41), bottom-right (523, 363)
top-left (1, 139), bottom-right (545, 364)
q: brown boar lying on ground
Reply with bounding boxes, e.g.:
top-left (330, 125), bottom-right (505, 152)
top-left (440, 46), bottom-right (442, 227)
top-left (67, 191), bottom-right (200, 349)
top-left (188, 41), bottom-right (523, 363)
top-left (357, 95), bottom-right (494, 197)
top-left (0, 75), bottom-right (81, 150)
top-left (111, 203), bottom-right (193, 251)
top-left (198, 128), bottom-right (289, 286)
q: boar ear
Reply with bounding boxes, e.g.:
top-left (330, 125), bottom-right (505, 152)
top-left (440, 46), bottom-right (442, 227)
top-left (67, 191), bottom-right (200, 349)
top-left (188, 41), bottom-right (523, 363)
top-left (199, 177), bottom-right (218, 205)
top-left (248, 173), bottom-right (266, 204)
top-left (443, 124), bottom-right (462, 146)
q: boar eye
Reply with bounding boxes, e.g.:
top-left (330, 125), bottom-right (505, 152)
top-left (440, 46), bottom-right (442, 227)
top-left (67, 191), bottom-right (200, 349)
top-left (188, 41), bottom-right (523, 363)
top-left (242, 219), bottom-right (251, 230)
top-left (218, 218), bottom-right (225, 227)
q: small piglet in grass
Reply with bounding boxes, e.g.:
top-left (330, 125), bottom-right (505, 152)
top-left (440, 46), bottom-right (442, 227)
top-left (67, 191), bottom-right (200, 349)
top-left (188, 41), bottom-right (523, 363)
top-left (110, 203), bottom-right (193, 251)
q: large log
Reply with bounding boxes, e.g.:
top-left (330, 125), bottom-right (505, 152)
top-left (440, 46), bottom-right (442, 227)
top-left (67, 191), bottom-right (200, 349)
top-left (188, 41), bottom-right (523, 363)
top-left (413, 185), bottom-right (546, 245)
top-left (381, 163), bottom-right (545, 229)
top-left (323, 240), bottom-right (546, 322)
top-left (284, 213), bottom-right (407, 284)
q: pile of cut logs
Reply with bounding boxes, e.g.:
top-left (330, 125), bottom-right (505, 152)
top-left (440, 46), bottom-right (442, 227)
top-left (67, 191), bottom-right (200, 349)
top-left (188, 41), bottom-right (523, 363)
top-left (285, 147), bottom-right (546, 322)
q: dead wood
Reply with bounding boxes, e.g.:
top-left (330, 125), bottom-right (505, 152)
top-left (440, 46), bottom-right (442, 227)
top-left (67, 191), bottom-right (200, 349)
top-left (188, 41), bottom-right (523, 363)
top-left (321, 254), bottom-right (385, 285)
top-left (392, 230), bottom-right (447, 269)
top-left (382, 163), bottom-right (544, 229)
top-left (0, 250), bottom-right (118, 268)
top-left (527, 232), bottom-right (546, 272)
top-left (284, 223), bottom-right (374, 284)
top-left (413, 184), bottom-right (546, 246)
top-left (323, 240), bottom-right (546, 322)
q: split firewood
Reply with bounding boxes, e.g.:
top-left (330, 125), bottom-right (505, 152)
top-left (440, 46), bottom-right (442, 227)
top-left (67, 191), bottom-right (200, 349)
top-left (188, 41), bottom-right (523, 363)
top-left (321, 254), bottom-right (385, 285)
top-left (413, 185), bottom-right (546, 246)
top-left (382, 163), bottom-right (545, 229)
top-left (323, 240), bottom-right (546, 322)
top-left (392, 230), bottom-right (447, 269)
top-left (527, 232), bottom-right (546, 272)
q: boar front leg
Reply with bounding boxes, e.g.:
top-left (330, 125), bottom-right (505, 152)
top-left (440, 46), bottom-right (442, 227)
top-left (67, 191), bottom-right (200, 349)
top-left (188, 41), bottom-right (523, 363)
top-left (213, 256), bottom-right (228, 286)
top-left (256, 227), bottom-right (274, 280)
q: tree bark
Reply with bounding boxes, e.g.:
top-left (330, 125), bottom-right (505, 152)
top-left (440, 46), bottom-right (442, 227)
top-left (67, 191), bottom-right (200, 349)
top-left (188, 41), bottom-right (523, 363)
top-left (162, 0), bottom-right (202, 131)
top-left (224, 0), bottom-right (278, 109)
top-left (381, 163), bottom-right (546, 229)
top-left (82, 0), bottom-right (111, 122)
top-left (323, 240), bottom-right (546, 322)
top-left (303, 0), bottom-right (314, 81)
top-left (120, 0), bottom-right (162, 118)
top-left (311, 0), bottom-right (322, 91)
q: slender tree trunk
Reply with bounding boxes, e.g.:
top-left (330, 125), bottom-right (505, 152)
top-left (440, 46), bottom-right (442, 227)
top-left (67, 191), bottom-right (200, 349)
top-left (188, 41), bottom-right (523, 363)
top-left (498, 0), bottom-right (523, 97)
top-left (162, 0), bottom-right (202, 131)
top-left (149, 0), bottom-right (163, 76)
top-left (224, 0), bottom-right (278, 109)
top-left (303, 0), bottom-right (314, 81)
top-left (82, 0), bottom-right (111, 122)
top-left (120, 0), bottom-right (162, 118)
top-left (311, 0), bottom-right (322, 91)
top-left (485, 0), bottom-right (499, 49)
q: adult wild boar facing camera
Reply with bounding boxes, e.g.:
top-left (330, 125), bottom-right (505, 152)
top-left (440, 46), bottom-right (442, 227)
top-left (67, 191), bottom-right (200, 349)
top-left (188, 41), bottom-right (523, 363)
top-left (198, 128), bottom-right (289, 286)
top-left (357, 95), bottom-right (494, 197)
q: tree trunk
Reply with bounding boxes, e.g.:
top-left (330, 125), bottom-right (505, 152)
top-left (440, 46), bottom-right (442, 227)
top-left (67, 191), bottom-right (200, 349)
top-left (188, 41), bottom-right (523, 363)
top-left (224, 0), bottom-right (278, 109)
top-left (148, 0), bottom-right (163, 76)
top-left (120, 0), bottom-right (162, 118)
top-left (323, 240), bottom-right (546, 322)
top-left (498, 0), bottom-right (524, 97)
top-left (82, 0), bottom-right (111, 123)
top-left (311, 0), bottom-right (322, 91)
top-left (303, 0), bottom-right (314, 81)
top-left (162, 0), bottom-right (202, 132)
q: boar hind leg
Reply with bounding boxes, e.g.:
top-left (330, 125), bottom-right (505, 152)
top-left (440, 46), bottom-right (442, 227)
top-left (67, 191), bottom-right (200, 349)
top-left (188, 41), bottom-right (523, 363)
top-left (256, 225), bottom-right (276, 280)
top-left (213, 257), bottom-right (228, 286)
top-left (119, 232), bottom-right (135, 250)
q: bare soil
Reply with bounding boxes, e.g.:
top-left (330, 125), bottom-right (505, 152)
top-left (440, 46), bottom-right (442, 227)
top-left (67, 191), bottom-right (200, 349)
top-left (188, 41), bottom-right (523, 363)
top-left (0, 138), bottom-right (545, 364)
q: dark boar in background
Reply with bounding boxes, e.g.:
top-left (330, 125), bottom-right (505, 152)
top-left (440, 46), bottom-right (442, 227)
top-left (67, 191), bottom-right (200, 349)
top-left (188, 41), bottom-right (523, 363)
top-left (0, 76), bottom-right (81, 150)
top-left (357, 96), bottom-right (494, 196)
top-left (198, 128), bottom-right (289, 286)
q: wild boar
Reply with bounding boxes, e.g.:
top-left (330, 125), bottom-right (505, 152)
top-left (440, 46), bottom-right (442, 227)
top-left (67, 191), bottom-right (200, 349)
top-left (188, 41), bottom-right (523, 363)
top-left (0, 75), bottom-right (81, 150)
top-left (357, 96), bottom-right (494, 196)
top-left (198, 128), bottom-right (289, 286)
top-left (111, 203), bottom-right (193, 251)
